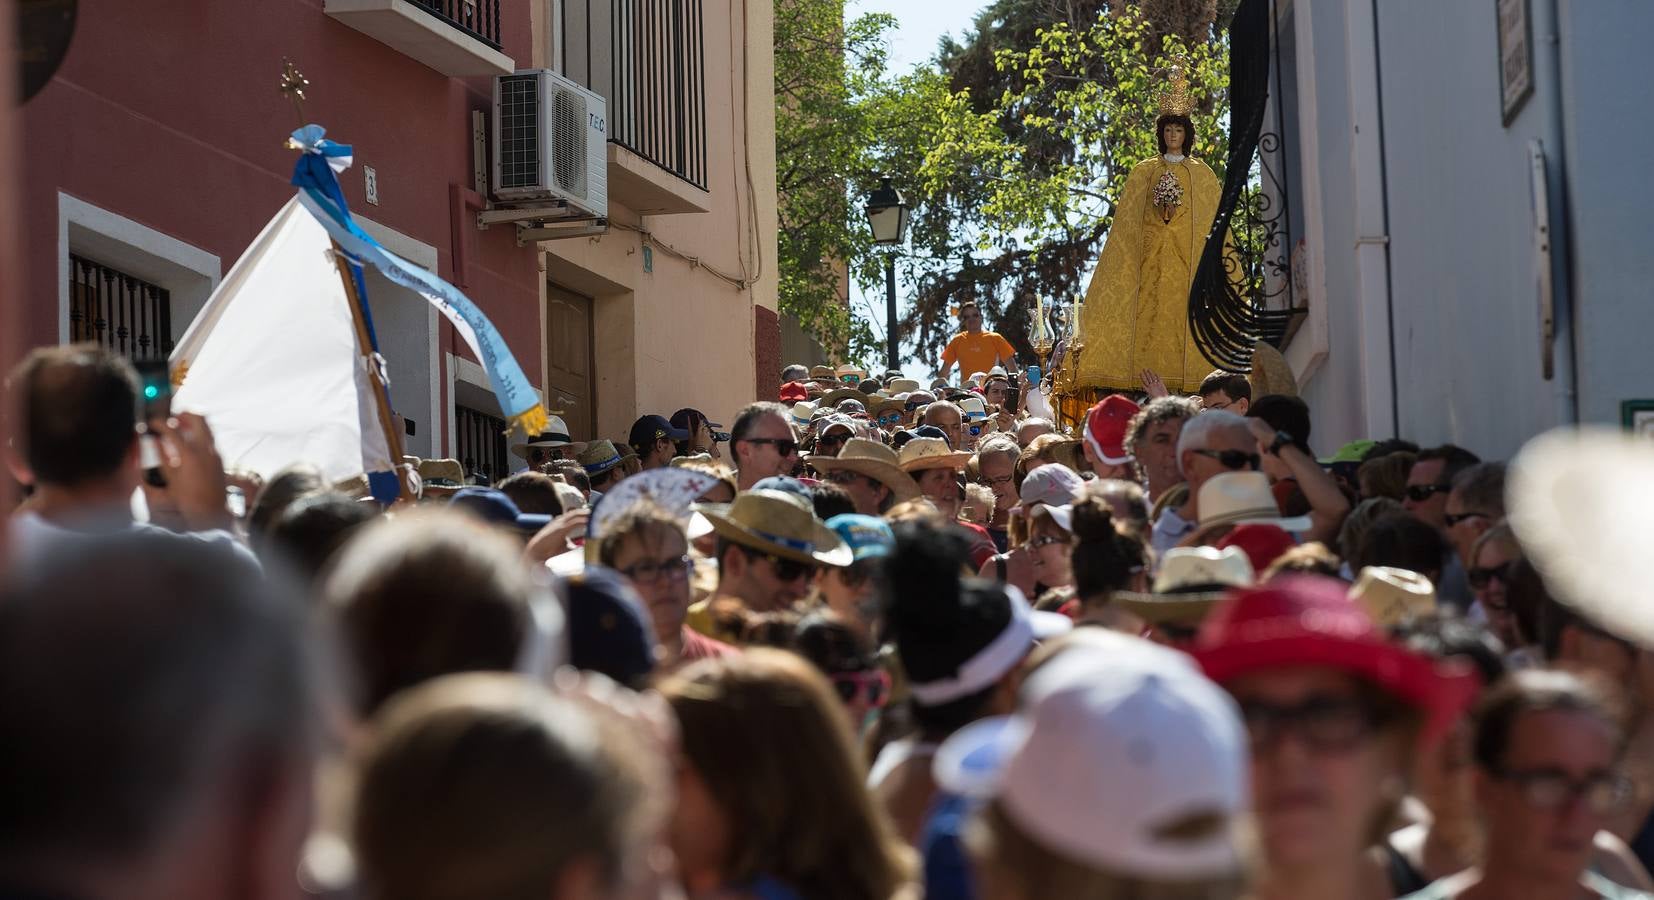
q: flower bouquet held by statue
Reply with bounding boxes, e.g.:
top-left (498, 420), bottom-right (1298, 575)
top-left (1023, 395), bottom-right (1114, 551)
top-left (1152, 171), bottom-right (1183, 223)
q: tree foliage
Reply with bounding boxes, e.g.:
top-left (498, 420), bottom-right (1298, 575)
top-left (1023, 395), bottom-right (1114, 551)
top-left (891, 1), bottom-right (1234, 372)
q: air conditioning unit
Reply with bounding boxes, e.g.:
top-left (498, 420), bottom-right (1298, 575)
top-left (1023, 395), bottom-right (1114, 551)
top-left (491, 69), bottom-right (608, 219)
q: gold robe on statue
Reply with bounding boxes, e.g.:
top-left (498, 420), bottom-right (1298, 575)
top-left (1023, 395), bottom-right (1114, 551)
top-left (1075, 154), bottom-right (1220, 394)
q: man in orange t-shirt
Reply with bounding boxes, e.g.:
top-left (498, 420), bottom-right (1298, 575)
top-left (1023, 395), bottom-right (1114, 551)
top-left (937, 301), bottom-right (1018, 384)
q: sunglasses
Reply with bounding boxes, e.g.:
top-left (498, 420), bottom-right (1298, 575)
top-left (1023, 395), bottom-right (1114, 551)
top-left (751, 548), bottom-right (814, 582)
top-left (1468, 561), bottom-right (1513, 590)
top-left (743, 437), bottom-right (800, 457)
top-left (905, 400), bottom-right (926, 412)
top-left (967, 423), bottom-right (985, 436)
top-left (831, 669), bottom-right (890, 707)
top-left (878, 412), bottom-right (902, 426)
top-left (711, 430), bottom-right (731, 443)
top-left (1238, 695), bottom-right (1380, 754)
top-left (1193, 448), bottom-right (1261, 471)
top-left (842, 374), bottom-right (860, 385)
top-left (835, 561), bottom-right (876, 587)
top-left (1444, 510), bottom-right (1490, 528)
top-left (1405, 483), bottom-right (1452, 503)
top-left (1489, 767), bottom-right (1633, 815)
top-left (816, 433), bottom-right (848, 450)
top-left (619, 554), bottom-right (693, 585)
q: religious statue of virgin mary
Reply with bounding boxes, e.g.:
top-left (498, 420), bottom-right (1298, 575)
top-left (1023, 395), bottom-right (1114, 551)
top-left (1073, 63), bottom-right (1221, 394)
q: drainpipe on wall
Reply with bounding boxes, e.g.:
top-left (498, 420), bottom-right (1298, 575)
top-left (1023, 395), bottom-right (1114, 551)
top-left (1532, 0), bottom-right (1579, 425)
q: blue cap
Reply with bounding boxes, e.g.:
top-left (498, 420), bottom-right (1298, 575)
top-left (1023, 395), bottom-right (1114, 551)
top-left (561, 566), bottom-right (657, 687)
top-left (751, 475), bottom-right (812, 503)
top-left (448, 487), bottom-right (552, 534)
top-left (825, 514), bottom-right (895, 562)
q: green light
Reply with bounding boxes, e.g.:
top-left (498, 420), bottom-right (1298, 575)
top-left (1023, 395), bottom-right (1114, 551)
top-left (144, 385), bottom-right (160, 400)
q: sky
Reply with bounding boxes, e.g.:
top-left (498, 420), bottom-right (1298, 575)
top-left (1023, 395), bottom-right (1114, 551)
top-left (842, 0), bottom-right (987, 380)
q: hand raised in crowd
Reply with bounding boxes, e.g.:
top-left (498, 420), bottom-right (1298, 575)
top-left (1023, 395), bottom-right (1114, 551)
top-left (1139, 367), bottom-right (1169, 399)
top-left (149, 413), bottom-right (232, 532)
top-left (523, 507), bottom-right (590, 563)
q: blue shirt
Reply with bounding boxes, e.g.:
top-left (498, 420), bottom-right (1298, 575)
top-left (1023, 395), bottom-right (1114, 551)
top-left (919, 790), bottom-right (979, 900)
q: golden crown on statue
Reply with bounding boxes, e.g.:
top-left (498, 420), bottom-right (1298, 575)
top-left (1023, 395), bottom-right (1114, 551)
top-left (1157, 62), bottom-right (1196, 117)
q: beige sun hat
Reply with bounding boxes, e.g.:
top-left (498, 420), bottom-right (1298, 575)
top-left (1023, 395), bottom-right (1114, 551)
top-left (1509, 427), bottom-right (1654, 648)
top-left (835, 364), bottom-right (868, 380)
top-left (818, 387), bottom-right (866, 409)
top-left (1247, 340), bottom-right (1299, 398)
top-left (416, 458), bottom-right (467, 497)
top-left (790, 401), bottom-right (818, 425)
top-left (1349, 566), bottom-right (1436, 628)
top-left (1112, 546), bottom-right (1255, 626)
top-left (809, 438), bottom-right (920, 501)
top-left (898, 436), bottom-right (973, 472)
top-left (887, 377), bottom-right (922, 394)
top-left (694, 488), bottom-right (852, 567)
top-left (1196, 471), bottom-right (1313, 534)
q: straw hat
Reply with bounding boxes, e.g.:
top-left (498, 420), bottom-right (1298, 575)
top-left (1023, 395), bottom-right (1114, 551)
top-left (694, 489), bottom-right (852, 566)
top-left (416, 457), bottom-right (466, 496)
top-left (887, 377), bottom-right (922, 394)
top-left (577, 439), bottom-right (625, 475)
top-left (808, 438), bottom-right (920, 501)
top-left (1349, 566), bottom-right (1436, 628)
top-left (898, 437), bottom-right (972, 472)
top-left (1247, 341), bottom-right (1298, 398)
top-left (835, 364), bottom-right (868, 381)
top-left (1509, 427), bottom-right (1654, 648)
top-left (818, 387), bottom-right (866, 409)
top-left (1113, 546), bottom-right (1255, 626)
top-left (868, 396), bottom-right (906, 420)
top-left (790, 401), bottom-right (817, 425)
top-left (1196, 471), bottom-right (1312, 534)
top-left (510, 415), bottom-right (586, 459)
top-left (808, 365), bottom-right (836, 381)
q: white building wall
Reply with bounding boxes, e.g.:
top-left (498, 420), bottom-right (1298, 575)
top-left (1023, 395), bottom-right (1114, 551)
top-left (1291, 0), bottom-right (1654, 458)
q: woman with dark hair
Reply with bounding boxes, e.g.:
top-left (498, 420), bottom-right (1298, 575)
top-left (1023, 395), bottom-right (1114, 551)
top-left (1067, 491), bottom-right (1151, 628)
top-left (871, 523), bottom-right (1071, 843)
top-left (1404, 670), bottom-right (1651, 898)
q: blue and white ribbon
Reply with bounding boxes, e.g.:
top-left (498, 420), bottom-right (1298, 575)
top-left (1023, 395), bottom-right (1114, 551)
top-left (288, 125), bottom-right (550, 451)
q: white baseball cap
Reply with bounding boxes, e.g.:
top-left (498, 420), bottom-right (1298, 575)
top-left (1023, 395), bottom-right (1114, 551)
top-left (934, 629), bottom-right (1248, 880)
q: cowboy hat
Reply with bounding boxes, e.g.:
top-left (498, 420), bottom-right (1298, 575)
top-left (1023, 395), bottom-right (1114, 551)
top-left (835, 364), bottom-right (868, 380)
top-left (1247, 340), bottom-right (1298, 398)
top-left (867, 396), bottom-right (907, 421)
top-left (1348, 566), bottom-right (1436, 628)
top-left (1113, 546), bottom-right (1256, 626)
top-left (1509, 427), bottom-right (1654, 648)
top-left (509, 415), bottom-right (586, 459)
top-left (808, 438), bottom-right (920, 501)
top-left (898, 437), bottom-right (972, 473)
top-left (416, 457), bottom-right (467, 497)
top-left (694, 489), bottom-right (852, 567)
top-left (1193, 575), bottom-right (1480, 742)
top-left (818, 387), bottom-right (866, 409)
top-left (808, 365), bottom-right (836, 381)
top-left (1195, 471), bottom-right (1312, 535)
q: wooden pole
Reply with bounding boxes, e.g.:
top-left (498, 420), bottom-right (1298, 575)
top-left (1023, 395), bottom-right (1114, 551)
top-left (330, 242), bottom-right (407, 494)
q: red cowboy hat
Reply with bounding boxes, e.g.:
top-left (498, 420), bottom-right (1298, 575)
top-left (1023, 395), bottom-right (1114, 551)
top-left (1193, 575), bottom-right (1479, 741)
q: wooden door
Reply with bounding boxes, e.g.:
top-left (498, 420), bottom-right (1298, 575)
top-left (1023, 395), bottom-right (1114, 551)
top-left (545, 283), bottom-right (595, 440)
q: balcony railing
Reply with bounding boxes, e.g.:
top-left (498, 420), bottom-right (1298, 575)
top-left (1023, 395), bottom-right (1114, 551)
top-left (410, 0), bottom-right (502, 50)
top-left (560, 0), bottom-right (709, 191)
top-left (69, 254), bottom-right (173, 360)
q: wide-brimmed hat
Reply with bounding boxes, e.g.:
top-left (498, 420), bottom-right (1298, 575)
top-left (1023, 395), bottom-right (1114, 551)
top-left (1113, 546), bottom-right (1256, 626)
top-left (694, 489), bottom-right (852, 567)
top-left (808, 365), bottom-right (836, 381)
top-left (887, 377), bottom-right (922, 394)
top-left (809, 438), bottom-right (919, 501)
top-left (868, 396), bottom-right (906, 420)
top-left (1349, 566), bottom-right (1436, 627)
top-left (1509, 427), bottom-right (1654, 648)
top-left (510, 415), bottom-right (585, 459)
top-left (1196, 471), bottom-right (1312, 534)
top-left (897, 437), bottom-right (972, 473)
top-left (790, 401), bottom-right (817, 425)
top-left (577, 440), bottom-right (625, 476)
top-left (818, 387), bottom-right (866, 409)
top-left (1193, 575), bottom-right (1480, 740)
top-left (1247, 340), bottom-right (1299, 398)
top-left (1084, 394), bottom-right (1141, 465)
top-left (958, 396), bottom-right (988, 420)
top-left (835, 364), bottom-right (867, 381)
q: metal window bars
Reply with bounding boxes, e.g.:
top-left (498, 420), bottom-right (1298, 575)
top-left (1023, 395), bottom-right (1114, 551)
top-left (68, 254), bottom-right (173, 360)
top-left (409, 0), bottom-right (503, 50)
top-left (455, 404), bottom-right (511, 484)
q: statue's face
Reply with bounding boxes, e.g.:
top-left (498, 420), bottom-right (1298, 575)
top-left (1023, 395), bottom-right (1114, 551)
top-left (1163, 122), bottom-right (1186, 154)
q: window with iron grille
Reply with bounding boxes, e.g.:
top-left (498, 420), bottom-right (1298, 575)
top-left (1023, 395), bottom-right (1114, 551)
top-left (456, 404), bottom-right (511, 485)
top-left (68, 254), bottom-right (173, 359)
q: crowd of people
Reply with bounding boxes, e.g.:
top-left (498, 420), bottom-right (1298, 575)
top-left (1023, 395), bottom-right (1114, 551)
top-left (4, 339), bottom-right (1653, 900)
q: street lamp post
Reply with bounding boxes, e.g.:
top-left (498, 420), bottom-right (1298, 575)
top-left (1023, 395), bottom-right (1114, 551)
top-left (864, 177), bottom-right (911, 372)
